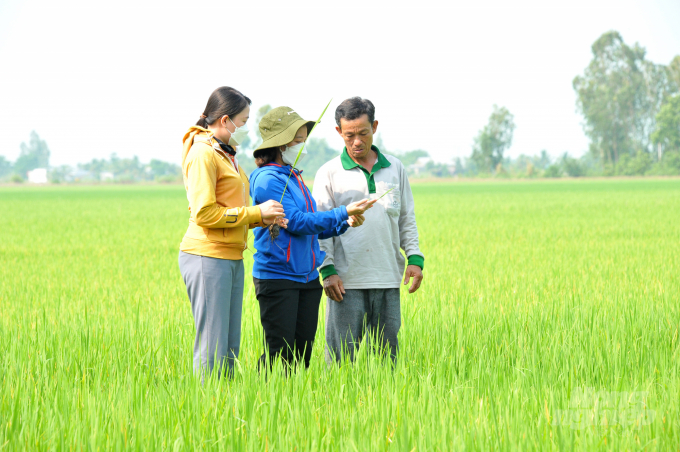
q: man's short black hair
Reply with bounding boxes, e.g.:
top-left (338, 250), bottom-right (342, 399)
top-left (335, 97), bottom-right (375, 128)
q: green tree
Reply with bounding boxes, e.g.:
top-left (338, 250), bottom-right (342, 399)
top-left (252, 104), bottom-right (273, 145)
top-left (14, 131), bottom-right (50, 177)
top-left (235, 104), bottom-right (273, 175)
top-left (535, 150), bottom-right (552, 170)
top-left (470, 105), bottom-right (516, 173)
top-left (573, 31), bottom-right (675, 166)
top-left (297, 138), bottom-right (341, 180)
top-left (370, 132), bottom-right (429, 170)
top-left (110, 154), bottom-right (144, 182)
top-left (391, 150), bottom-right (429, 168)
top-left (148, 159), bottom-right (182, 182)
top-left (627, 150), bottom-right (652, 175)
top-left (425, 160), bottom-right (454, 178)
top-left (0, 156), bottom-right (12, 179)
top-left (237, 133), bottom-right (252, 152)
top-left (544, 164), bottom-right (562, 178)
top-left (561, 153), bottom-right (585, 177)
top-left (669, 56), bottom-right (680, 92)
top-left (48, 165), bottom-right (73, 184)
top-left (236, 152), bottom-right (257, 176)
top-left (77, 158), bottom-right (108, 177)
top-left (79, 153), bottom-right (146, 182)
top-left (373, 132), bottom-right (387, 152)
top-left (652, 95), bottom-right (680, 153)
top-left (453, 157), bottom-right (464, 176)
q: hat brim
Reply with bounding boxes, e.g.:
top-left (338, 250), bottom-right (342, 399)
top-left (253, 119), bottom-right (316, 156)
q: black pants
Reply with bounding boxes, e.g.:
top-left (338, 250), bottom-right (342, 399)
top-left (253, 277), bottom-right (323, 370)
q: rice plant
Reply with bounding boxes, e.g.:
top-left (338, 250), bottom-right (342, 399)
top-left (0, 179), bottom-right (678, 450)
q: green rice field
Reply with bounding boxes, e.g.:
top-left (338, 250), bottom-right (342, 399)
top-left (1, 179), bottom-right (679, 451)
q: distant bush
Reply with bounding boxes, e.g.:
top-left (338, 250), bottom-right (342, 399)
top-left (562, 155), bottom-right (585, 177)
top-left (10, 173), bottom-right (24, 183)
top-left (665, 153), bottom-right (680, 174)
top-left (544, 165), bottom-right (562, 178)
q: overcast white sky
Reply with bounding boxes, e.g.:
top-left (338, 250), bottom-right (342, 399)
top-left (0, 0), bottom-right (679, 167)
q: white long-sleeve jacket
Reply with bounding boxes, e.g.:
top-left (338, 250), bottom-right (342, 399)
top-left (312, 148), bottom-right (424, 289)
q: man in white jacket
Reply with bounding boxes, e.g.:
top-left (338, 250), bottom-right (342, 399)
top-left (313, 97), bottom-right (425, 364)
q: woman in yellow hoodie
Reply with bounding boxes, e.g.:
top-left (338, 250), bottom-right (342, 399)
top-left (179, 86), bottom-right (286, 379)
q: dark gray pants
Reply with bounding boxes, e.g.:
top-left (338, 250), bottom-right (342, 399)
top-left (325, 288), bottom-right (401, 364)
top-left (178, 251), bottom-right (244, 378)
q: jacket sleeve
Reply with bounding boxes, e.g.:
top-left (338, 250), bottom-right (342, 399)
top-left (252, 172), bottom-right (348, 236)
top-left (318, 220), bottom-right (350, 240)
top-left (243, 167), bottom-right (264, 230)
top-left (397, 161), bottom-right (425, 269)
top-left (312, 166), bottom-right (339, 279)
top-left (184, 146), bottom-right (262, 228)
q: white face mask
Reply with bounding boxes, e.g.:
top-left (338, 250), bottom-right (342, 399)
top-left (226, 117), bottom-right (249, 146)
top-left (281, 142), bottom-right (307, 166)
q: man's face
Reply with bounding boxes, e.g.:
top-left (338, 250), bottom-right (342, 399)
top-left (336, 114), bottom-right (379, 161)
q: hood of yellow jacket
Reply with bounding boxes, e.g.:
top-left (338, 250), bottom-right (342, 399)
top-left (182, 126), bottom-right (215, 169)
top-left (182, 126), bottom-right (243, 172)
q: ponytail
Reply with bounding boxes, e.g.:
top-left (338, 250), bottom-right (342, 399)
top-left (196, 114), bottom-right (209, 128)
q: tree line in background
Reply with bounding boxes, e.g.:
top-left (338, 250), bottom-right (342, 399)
top-left (1, 30), bottom-right (679, 183)
top-left (0, 103), bottom-right (439, 184)
top-left (236, 104), bottom-right (448, 180)
top-left (456, 31), bottom-right (680, 178)
top-left (0, 131), bottom-right (183, 184)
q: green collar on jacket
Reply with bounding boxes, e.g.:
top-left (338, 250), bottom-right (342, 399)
top-left (340, 145), bottom-right (391, 194)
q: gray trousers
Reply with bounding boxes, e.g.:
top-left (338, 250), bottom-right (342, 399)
top-left (178, 251), bottom-right (244, 378)
top-left (325, 288), bottom-right (401, 364)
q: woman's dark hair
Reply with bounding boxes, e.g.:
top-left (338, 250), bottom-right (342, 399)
top-left (335, 97), bottom-right (375, 128)
top-left (254, 147), bottom-right (280, 167)
top-left (196, 86), bottom-right (252, 128)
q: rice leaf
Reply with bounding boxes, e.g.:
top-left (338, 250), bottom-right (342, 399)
top-left (377, 187), bottom-right (395, 200)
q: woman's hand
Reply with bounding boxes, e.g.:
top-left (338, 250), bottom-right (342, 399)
top-left (346, 198), bottom-right (377, 216)
top-left (259, 200), bottom-right (285, 220)
top-left (347, 214), bottom-right (365, 228)
top-left (263, 216), bottom-right (288, 228)
top-left (276, 217), bottom-right (289, 228)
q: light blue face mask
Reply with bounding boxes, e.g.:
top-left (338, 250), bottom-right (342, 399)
top-left (227, 117), bottom-right (249, 146)
top-left (281, 142), bottom-right (307, 166)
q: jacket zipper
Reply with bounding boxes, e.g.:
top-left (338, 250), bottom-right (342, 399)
top-left (212, 142), bottom-right (248, 250)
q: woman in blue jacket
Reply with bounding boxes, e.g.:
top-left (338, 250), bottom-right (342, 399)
top-left (250, 106), bottom-right (374, 370)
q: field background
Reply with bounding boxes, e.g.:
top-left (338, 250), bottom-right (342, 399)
top-left (1, 180), bottom-right (679, 451)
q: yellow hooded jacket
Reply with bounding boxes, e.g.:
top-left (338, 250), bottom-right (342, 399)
top-left (179, 126), bottom-right (263, 260)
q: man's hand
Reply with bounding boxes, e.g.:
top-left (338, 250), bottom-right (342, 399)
top-left (403, 265), bottom-right (423, 294)
top-left (324, 274), bottom-right (345, 302)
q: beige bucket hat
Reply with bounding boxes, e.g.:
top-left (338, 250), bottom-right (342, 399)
top-left (254, 106), bottom-right (315, 157)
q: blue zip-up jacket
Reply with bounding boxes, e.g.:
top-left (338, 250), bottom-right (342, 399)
top-left (250, 163), bottom-right (350, 282)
